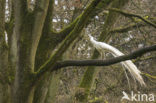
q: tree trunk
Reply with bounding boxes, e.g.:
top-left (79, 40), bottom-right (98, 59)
top-left (0, 0), bottom-right (11, 103)
top-left (11, 29), bottom-right (35, 103)
top-left (75, 0), bottom-right (130, 102)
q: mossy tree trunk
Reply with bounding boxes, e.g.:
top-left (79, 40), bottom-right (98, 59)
top-left (75, 0), bottom-right (130, 102)
top-left (33, 0), bottom-right (112, 103)
top-left (1, 0), bottom-right (149, 103)
top-left (0, 0), bottom-right (109, 103)
top-left (0, 0), bottom-right (10, 103)
top-left (12, 0), bottom-right (50, 102)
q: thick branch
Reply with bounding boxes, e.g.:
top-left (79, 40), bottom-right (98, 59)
top-left (14, 0), bottom-right (28, 20)
top-left (36, 0), bottom-right (113, 56)
top-left (27, 0), bottom-right (50, 71)
top-left (54, 0), bottom-right (114, 40)
top-left (35, 0), bottom-right (55, 69)
top-left (142, 72), bottom-right (156, 80)
top-left (109, 8), bottom-right (156, 28)
top-left (35, 0), bottom-right (102, 78)
top-left (54, 45), bottom-right (156, 70)
top-left (35, 0), bottom-right (112, 69)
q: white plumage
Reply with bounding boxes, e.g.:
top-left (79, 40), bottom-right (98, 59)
top-left (88, 34), bottom-right (146, 86)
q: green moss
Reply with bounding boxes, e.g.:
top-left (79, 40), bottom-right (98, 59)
top-left (75, 87), bottom-right (89, 102)
top-left (36, 0), bottom-right (102, 75)
top-left (80, 67), bottom-right (96, 88)
top-left (77, 0), bottom-right (130, 102)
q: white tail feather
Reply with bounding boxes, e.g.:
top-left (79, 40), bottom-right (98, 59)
top-left (88, 34), bottom-right (146, 86)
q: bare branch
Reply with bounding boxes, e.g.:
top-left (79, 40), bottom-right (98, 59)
top-left (142, 72), bottom-right (156, 80)
top-left (109, 8), bottom-right (156, 28)
top-left (109, 23), bottom-right (145, 34)
top-left (53, 45), bottom-right (156, 70)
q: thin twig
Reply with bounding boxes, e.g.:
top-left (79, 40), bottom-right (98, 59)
top-left (109, 8), bottom-right (156, 28)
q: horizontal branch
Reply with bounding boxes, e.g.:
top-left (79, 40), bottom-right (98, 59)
top-left (110, 17), bottom-right (156, 33)
top-left (142, 72), bottom-right (156, 80)
top-left (53, 44), bottom-right (156, 70)
top-left (109, 22), bottom-right (145, 34)
top-left (109, 8), bottom-right (156, 28)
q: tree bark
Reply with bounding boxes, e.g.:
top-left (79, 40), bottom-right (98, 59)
top-left (0, 0), bottom-right (11, 103)
top-left (75, 0), bottom-right (130, 102)
top-left (0, 0), bottom-right (154, 102)
top-left (12, 0), bottom-right (49, 102)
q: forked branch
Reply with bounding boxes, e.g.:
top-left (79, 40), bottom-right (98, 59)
top-left (109, 8), bottom-right (156, 28)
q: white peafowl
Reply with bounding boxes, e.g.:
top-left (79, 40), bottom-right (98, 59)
top-left (87, 34), bottom-right (146, 86)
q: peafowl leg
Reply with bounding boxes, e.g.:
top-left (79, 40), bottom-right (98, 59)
top-left (101, 51), bottom-right (106, 59)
